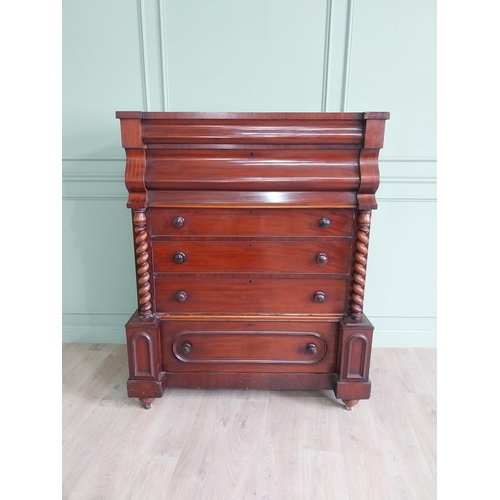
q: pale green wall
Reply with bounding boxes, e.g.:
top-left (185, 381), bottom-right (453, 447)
top-left (62, 0), bottom-right (436, 347)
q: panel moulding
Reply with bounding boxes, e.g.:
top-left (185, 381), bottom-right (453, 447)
top-left (321, 0), bottom-right (333, 112)
top-left (137, 0), bottom-right (150, 111)
top-left (341, 0), bottom-right (355, 111)
top-left (158, 0), bottom-right (169, 111)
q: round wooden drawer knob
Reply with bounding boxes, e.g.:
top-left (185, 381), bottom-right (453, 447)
top-left (314, 291), bottom-right (326, 303)
top-left (175, 290), bottom-right (188, 302)
top-left (172, 216), bottom-right (185, 228)
top-left (306, 343), bottom-right (317, 355)
top-left (181, 342), bottom-right (192, 355)
top-left (174, 252), bottom-right (186, 264)
top-left (316, 253), bottom-right (328, 265)
top-left (318, 217), bottom-right (330, 228)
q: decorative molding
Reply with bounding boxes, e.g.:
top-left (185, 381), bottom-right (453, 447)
top-left (158, 0), bottom-right (169, 111)
top-left (62, 175), bottom-right (436, 184)
top-left (377, 197), bottom-right (436, 203)
top-left (62, 312), bottom-right (437, 347)
top-left (62, 156), bottom-right (124, 162)
top-left (61, 326), bottom-right (437, 348)
top-left (62, 311), bottom-right (133, 316)
top-left (63, 312), bottom-right (436, 320)
top-left (382, 176), bottom-right (436, 184)
top-left (380, 157), bottom-right (437, 163)
top-left (345, 333), bottom-right (369, 379)
top-left (62, 195), bottom-right (128, 201)
top-left (369, 314), bottom-right (436, 319)
top-left (365, 314), bottom-right (436, 347)
top-left (133, 210), bottom-right (153, 317)
top-left (373, 331), bottom-right (436, 348)
top-left (62, 324), bottom-right (126, 344)
top-left (350, 210), bottom-right (371, 319)
top-left (62, 156), bottom-right (437, 164)
top-left (130, 331), bottom-right (155, 376)
top-left (61, 171), bottom-right (436, 201)
top-left (62, 174), bottom-right (123, 182)
top-left (321, 0), bottom-right (333, 112)
top-left (137, 0), bottom-right (150, 111)
top-left (61, 173), bottom-right (435, 185)
top-left (341, 0), bottom-right (354, 111)
top-left (61, 157), bottom-right (437, 165)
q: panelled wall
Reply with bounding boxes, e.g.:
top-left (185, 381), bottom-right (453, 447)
top-left (62, 0), bottom-right (436, 347)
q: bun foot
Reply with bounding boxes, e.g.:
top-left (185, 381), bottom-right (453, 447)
top-left (342, 399), bottom-right (359, 411)
top-left (139, 398), bottom-right (155, 410)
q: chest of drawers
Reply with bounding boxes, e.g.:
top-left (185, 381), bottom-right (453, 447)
top-left (116, 111), bottom-right (389, 410)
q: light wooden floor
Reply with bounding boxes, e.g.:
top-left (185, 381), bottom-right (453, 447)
top-left (62, 344), bottom-right (436, 500)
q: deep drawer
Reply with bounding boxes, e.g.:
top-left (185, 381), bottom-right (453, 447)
top-left (160, 320), bottom-right (339, 373)
top-left (149, 208), bottom-right (354, 237)
top-left (152, 240), bottom-right (351, 274)
top-left (154, 276), bottom-right (348, 314)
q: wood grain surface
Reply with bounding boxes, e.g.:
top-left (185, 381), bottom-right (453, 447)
top-left (63, 344), bottom-right (436, 500)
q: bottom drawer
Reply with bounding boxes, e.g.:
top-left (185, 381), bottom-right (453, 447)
top-left (155, 277), bottom-right (348, 314)
top-left (161, 320), bottom-right (338, 373)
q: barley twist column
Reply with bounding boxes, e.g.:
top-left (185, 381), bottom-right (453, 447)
top-left (351, 211), bottom-right (371, 321)
top-left (133, 209), bottom-right (153, 318)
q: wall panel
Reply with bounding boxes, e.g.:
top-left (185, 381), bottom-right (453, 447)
top-left (163, 0), bottom-right (328, 111)
top-left (62, 0), bottom-right (145, 158)
top-left (345, 0), bottom-right (437, 159)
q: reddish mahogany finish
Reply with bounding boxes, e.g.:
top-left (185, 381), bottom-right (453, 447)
top-left (154, 276), bottom-right (348, 314)
top-left (161, 320), bottom-right (337, 374)
top-left (152, 240), bottom-right (351, 274)
top-left (117, 111), bottom-right (389, 410)
top-left (149, 207), bottom-right (354, 237)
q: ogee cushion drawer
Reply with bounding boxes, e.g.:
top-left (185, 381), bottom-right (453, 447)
top-left (152, 240), bottom-right (351, 274)
top-left (160, 320), bottom-right (339, 373)
top-left (154, 276), bottom-right (348, 314)
top-left (145, 149), bottom-right (360, 191)
top-left (149, 208), bottom-right (354, 237)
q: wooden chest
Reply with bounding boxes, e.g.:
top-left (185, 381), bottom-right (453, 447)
top-left (116, 111), bottom-right (389, 410)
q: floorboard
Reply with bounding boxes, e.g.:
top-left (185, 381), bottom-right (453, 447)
top-left (62, 344), bottom-right (437, 500)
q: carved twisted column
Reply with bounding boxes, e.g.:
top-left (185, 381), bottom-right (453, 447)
top-left (133, 209), bottom-right (153, 318)
top-left (351, 211), bottom-right (371, 321)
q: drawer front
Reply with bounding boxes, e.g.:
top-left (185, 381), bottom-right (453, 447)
top-left (150, 208), bottom-right (354, 237)
top-left (145, 149), bottom-right (359, 191)
top-left (142, 118), bottom-right (364, 145)
top-left (161, 320), bottom-right (338, 373)
top-left (152, 240), bottom-right (351, 274)
top-left (155, 277), bottom-right (347, 314)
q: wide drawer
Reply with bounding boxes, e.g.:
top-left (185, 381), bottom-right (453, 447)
top-left (154, 276), bottom-right (348, 314)
top-left (152, 240), bottom-right (351, 274)
top-left (149, 208), bottom-right (354, 237)
top-left (160, 320), bottom-right (338, 373)
top-left (145, 149), bottom-right (360, 191)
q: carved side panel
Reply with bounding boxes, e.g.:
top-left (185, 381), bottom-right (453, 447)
top-left (129, 331), bottom-right (156, 378)
top-left (358, 149), bottom-right (380, 210)
top-left (350, 210), bottom-right (371, 321)
top-left (119, 116), bottom-right (147, 209)
top-left (336, 316), bottom-right (373, 385)
top-left (125, 313), bottom-right (161, 380)
top-left (345, 333), bottom-right (369, 380)
top-left (133, 209), bottom-right (153, 318)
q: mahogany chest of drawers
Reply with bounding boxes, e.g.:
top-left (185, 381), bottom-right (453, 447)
top-left (116, 111), bottom-right (389, 410)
